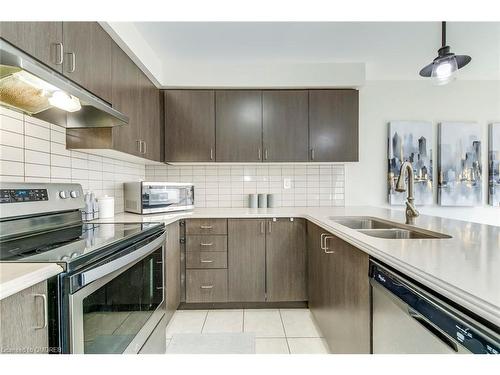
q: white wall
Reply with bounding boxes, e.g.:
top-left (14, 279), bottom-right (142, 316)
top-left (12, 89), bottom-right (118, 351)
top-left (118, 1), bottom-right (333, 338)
top-left (347, 80), bottom-right (500, 225)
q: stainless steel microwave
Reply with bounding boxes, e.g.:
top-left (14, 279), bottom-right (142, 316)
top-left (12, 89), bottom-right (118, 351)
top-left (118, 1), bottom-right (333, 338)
top-left (124, 182), bottom-right (194, 214)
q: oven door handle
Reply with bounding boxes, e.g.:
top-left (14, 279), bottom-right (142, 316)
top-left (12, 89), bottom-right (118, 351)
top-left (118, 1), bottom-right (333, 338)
top-left (77, 233), bottom-right (166, 289)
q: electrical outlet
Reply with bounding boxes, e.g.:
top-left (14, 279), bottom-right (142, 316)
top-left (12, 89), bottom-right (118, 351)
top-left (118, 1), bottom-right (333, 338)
top-left (283, 178), bottom-right (292, 189)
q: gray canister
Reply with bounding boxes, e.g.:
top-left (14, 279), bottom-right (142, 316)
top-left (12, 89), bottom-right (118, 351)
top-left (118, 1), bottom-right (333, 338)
top-left (248, 194), bottom-right (258, 208)
top-left (258, 193), bottom-right (267, 208)
top-left (267, 193), bottom-right (276, 208)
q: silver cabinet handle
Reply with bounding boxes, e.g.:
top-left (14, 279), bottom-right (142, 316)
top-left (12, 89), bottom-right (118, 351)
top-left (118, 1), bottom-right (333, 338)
top-left (33, 294), bottom-right (48, 329)
top-left (268, 221), bottom-right (272, 233)
top-left (200, 285), bottom-right (214, 289)
top-left (320, 233), bottom-right (327, 249)
top-left (200, 242), bottom-right (213, 246)
top-left (210, 148), bottom-right (214, 160)
top-left (54, 42), bottom-right (64, 65)
top-left (200, 259), bottom-right (214, 263)
top-left (311, 148), bottom-right (315, 160)
top-left (67, 52), bottom-right (76, 73)
top-left (200, 225), bottom-right (213, 229)
top-left (260, 221), bottom-right (265, 234)
top-left (264, 149), bottom-right (268, 160)
top-left (141, 140), bottom-right (147, 154)
top-left (323, 235), bottom-right (335, 254)
top-left (136, 140), bottom-right (142, 153)
top-left (258, 148), bottom-right (262, 160)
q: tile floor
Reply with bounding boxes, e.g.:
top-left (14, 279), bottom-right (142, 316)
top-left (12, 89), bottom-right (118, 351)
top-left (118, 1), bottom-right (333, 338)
top-left (165, 308), bottom-right (329, 354)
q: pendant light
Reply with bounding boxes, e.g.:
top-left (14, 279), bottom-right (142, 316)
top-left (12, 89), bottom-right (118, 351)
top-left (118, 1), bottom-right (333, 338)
top-left (419, 22), bottom-right (471, 85)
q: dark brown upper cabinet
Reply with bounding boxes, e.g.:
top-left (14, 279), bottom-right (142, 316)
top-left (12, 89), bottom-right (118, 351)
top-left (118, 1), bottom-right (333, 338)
top-left (263, 90), bottom-right (309, 162)
top-left (309, 89), bottom-right (359, 162)
top-left (216, 90), bottom-right (262, 162)
top-left (111, 43), bottom-right (141, 157)
top-left (62, 22), bottom-right (113, 103)
top-left (164, 90), bottom-right (215, 162)
top-left (0, 22), bottom-right (63, 72)
top-left (138, 71), bottom-right (162, 161)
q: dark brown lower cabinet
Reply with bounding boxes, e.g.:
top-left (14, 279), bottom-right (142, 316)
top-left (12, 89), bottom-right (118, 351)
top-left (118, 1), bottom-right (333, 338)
top-left (165, 222), bottom-right (180, 322)
top-left (307, 221), bottom-right (370, 353)
top-left (228, 219), bottom-right (266, 302)
top-left (266, 218), bottom-right (307, 302)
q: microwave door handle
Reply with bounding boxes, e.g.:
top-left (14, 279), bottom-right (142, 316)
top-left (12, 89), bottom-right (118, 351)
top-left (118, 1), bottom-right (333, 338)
top-left (75, 234), bottom-right (165, 289)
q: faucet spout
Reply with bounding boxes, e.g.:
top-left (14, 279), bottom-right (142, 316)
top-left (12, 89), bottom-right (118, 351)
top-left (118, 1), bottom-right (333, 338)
top-left (395, 161), bottom-right (419, 225)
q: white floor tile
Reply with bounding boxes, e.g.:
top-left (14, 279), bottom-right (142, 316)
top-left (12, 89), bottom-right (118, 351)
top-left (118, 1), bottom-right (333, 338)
top-left (255, 338), bottom-right (290, 354)
top-left (165, 310), bottom-right (208, 339)
top-left (243, 309), bottom-right (285, 338)
top-left (287, 338), bottom-right (330, 354)
top-left (280, 309), bottom-right (323, 338)
top-left (203, 310), bottom-right (243, 333)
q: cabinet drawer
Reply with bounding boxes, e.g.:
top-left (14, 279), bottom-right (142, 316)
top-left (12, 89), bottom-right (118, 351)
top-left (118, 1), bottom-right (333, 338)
top-left (185, 219), bottom-right (227, 235)
top-left (186, 235), bottom-right (227, 252)
top-left (186, 251), bottom-right (227, 269)
top-left (186, 269), bottom-right (228, 303)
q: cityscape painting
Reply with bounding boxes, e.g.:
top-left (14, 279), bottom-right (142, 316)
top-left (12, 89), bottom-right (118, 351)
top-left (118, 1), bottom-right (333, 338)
top-left (388, 121), bottom-right (433, 205)
top-left (489, 123), bottom-right (500, 206)
top-left (438, 122), bottom-right (482, 206)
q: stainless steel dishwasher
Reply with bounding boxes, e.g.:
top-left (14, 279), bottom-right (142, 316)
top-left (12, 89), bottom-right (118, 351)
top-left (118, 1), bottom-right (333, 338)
top-left (370, 260), bottom-right (499, 354)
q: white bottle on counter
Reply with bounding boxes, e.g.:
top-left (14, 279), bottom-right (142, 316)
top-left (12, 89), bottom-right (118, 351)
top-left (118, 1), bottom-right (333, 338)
top-left (90, 192), bottom-right (99, 220)
top-left (82, 192), bottom-right (93, 221)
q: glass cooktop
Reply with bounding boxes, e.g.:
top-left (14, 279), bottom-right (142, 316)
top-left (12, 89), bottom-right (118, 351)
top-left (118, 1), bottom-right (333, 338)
top-left (0, 222), bottom-right (164, 272)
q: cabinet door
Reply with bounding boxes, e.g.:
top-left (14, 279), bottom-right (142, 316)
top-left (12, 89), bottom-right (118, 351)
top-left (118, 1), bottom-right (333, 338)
top-left (215, 90), bottom-right (262, 162)
top-left (309, 90), bottom-right (359, 162)
top-left (263, 90), bottom-right (309, 162)
top-left (266, 218), bottom-right (307, 301)
top-left (62, 22), bottom-right (113, 103)
top-left (228, 219), bottom-right (266, 302)
top-left (164, 90), bottom-right (215, 162)
top-left (0, 281), bottom-right (48, 354)
top-left (139, 72), bottom-right (162, 161)
top-left (326, 234), bottom-right (370, 353)
top-left (0, 22), bottom-right (63, 72)
top-left (111, 43), bottom-right (141, 156)
top-left (165, 222), bottom-right (180, 323)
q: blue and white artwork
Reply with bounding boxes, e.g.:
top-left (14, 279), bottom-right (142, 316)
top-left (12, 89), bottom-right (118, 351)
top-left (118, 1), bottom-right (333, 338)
top-left (438, 122), bottom-right (482, 206)
top-left (489, 123), bottom-right (500, 206)
top-left (388, 121), bottom-right (433, 205)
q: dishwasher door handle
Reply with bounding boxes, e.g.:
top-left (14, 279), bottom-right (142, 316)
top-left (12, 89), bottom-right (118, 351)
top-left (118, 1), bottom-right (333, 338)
top-left (407, 307), bottom-right (458, 352)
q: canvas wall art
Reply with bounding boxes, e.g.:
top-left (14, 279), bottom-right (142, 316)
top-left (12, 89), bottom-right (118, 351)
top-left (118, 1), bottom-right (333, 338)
top-left (438, 122), bottom-right (482, 206)
top-left (388, 121), bottom-right (433, 205)
top-left (489, 123), bottom-right (500, 206)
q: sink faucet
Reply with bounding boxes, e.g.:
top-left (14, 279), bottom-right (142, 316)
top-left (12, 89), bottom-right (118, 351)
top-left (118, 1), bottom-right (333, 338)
top-left (395, 161), bottom-right (419, 225)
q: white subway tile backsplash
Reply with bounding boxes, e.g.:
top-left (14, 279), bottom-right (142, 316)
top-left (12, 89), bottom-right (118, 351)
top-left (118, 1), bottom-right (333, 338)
top-left (0, 115), bottom-right (146, 213)
top-left (146, 164), bottom-right (345, 208)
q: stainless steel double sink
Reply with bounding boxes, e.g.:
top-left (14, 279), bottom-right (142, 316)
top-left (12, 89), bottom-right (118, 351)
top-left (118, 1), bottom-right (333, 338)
top-left (330, 216), bottom-right (451, 239)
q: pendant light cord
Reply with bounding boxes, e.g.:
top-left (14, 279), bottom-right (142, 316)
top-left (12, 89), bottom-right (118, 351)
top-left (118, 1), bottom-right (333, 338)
top-left (442, 21), bottom-right (446, 47)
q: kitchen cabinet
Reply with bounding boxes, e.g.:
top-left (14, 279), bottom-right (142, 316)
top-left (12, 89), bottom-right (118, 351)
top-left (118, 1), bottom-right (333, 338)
top-left (307, 221), bottom-right (370, 353)
top-left (228, 219), bottom-right (266, 302)
top-left (0, 22), bottom-right (63, 72)
top-left (308, 89), bottom-right (359, 162)
top-left (165, 222), bottom-right (180, 323)
top-left (215, 90), bottom-right (263, 162)
top-left (62, 22), bottom-right (113, 103)
top-left (186, 269), bottom-right (228, 303)
top-left (0, 281), bottom-right (49, 354)
top-left (263, 90), bottom-right (309, 162)
top-left (138, 71), bottom-right (162, 161)
top-left (164, 90), bottom-right (216, 162)
top-left (265, 218), bottom-right (307, 302)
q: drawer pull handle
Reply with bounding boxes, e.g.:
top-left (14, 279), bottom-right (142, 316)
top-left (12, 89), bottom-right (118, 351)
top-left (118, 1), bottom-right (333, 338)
top-left (200, 225), bottom-right (213, 229)
top-left (200, 259), bottom-right (214, 263)
top-left (33, 294), bottom-right (48, 329)
top-left (200, 285), bottom-right (214, 289)
top-left (200, 242), bottom-right (213, 246)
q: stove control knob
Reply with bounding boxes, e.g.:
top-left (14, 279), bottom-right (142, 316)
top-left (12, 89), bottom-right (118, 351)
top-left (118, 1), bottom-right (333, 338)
top-left (70, 190), bottom-right (79, 198)
top-left (59, 191), bottom-right (68, 199)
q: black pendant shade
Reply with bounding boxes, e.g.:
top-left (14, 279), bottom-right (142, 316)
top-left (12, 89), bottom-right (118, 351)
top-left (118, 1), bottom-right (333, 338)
top-left (419, 22), bottom-right (472, 77)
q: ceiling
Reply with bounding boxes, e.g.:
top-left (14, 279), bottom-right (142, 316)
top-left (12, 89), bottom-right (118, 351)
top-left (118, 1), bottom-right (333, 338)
top-left (130, 22), bottom-right (500, 83)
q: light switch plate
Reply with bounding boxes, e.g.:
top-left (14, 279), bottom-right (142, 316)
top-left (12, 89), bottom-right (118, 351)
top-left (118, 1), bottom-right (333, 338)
top-left (283, 178), bottom-right (292, 189)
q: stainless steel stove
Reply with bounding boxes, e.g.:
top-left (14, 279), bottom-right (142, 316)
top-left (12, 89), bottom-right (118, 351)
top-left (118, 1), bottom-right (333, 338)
top-left (0, 182), bottom-right (167, 354)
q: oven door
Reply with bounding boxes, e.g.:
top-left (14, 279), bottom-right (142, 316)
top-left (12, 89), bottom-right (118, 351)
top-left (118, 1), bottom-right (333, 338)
top-left (69, 233), bottom-right (165, 354)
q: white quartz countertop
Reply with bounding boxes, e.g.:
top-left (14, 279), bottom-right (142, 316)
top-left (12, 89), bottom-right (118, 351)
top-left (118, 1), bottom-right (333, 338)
top-left (98, 206), bottom-right (500, 326)
top-left (0, 263), bottom-right (63, 300)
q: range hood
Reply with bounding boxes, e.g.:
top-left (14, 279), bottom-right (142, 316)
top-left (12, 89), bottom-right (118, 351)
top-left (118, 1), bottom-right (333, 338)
top-left (0, 38), bottom-right (128, 128)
